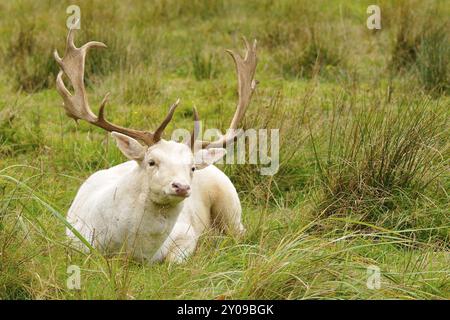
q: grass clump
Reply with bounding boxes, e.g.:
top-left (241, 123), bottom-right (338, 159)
top-left (118, 68), bottom-right (161, 105)
top-left (312, 100), bottom-right (448, 237)
top-left (388, 2), bottom-right (449, 94)
top-left (191, 51), bottom-right (218, 80)
top-left (415, 27), bottom-right (449, 95)
top-left (389, 4), bottom-right (421, 72)
top-left (5, 23), bottom-right (58, 92)
top-left (0, 104), bottom-right (44, 157)
top-left (281, 41), bottom-right (343, 80)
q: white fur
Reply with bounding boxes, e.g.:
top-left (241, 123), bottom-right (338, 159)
top-left (66, 135), bottom-right (243, 263)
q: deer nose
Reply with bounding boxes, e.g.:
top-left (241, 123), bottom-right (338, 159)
top-left (171, 182), bottom-right (191, 197)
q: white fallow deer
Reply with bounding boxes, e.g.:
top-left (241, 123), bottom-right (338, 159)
top-left (54, 29), bottom-right (258, 263)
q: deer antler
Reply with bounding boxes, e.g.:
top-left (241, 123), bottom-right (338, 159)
top-left (54, 28), bottom-right (178, 146)
top-left (194, 37), bottom-right (258, 149)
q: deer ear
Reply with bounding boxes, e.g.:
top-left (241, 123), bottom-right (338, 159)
top-left (194, 148), bottom-right (226, 169)
top-left (111, 132), bottom-right (145, 161)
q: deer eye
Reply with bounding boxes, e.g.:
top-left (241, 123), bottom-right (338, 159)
top-left (191, 166), bottom-right (196, 172)
top-left (149, 160), bottom-right (156, 167)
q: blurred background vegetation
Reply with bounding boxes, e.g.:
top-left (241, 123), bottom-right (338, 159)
top-left (0, 0), bottom-right (448, 299)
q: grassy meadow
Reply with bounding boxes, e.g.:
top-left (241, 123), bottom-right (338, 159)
top-left (0, 0), bottom-right (449, 299)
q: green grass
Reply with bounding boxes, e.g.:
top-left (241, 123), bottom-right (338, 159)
top-left (0, 0), bottom-right (449, 300)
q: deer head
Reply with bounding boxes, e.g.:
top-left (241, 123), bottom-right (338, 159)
top-left (54, 29), bottom-right (257, 204)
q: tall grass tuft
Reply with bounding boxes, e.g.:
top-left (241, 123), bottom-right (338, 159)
top-left (191, 51), bottom-right (217, 81)
top-left (0, 103), bottom-right (44, 156)
top-left (225, 90), bottom-right (311, 207)
top-left (415, 26), bottom-right (449, 95)
top-left (281, 41), bottom-right (343, 79)
top-left (119, 68), bottom-right (161, 105)
top-left (6, 23), bottom-right (58, 92)
top-left (312, 100), bottom-right (448, 235)
top-left (389, 3), bottom-right (420, 72)
top-left (388, 2), bottom-right (449, 94)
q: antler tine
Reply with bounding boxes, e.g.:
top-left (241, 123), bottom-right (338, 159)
top-left (153, 99), bottom-right (180, 142)
top-left (54, 28), bottom-right (179, 146)
top-left (196, 37), bottom-right (258, 149)
top-left (187, 106), bottom-right (201, 151)
top-left (227, 37), bottom-right (257, 131)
